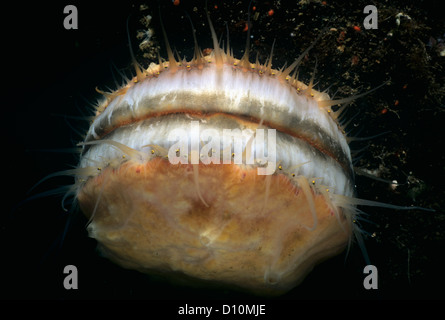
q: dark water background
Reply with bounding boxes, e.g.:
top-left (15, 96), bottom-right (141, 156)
top-left (2, 0), bottom-right (444, 303)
